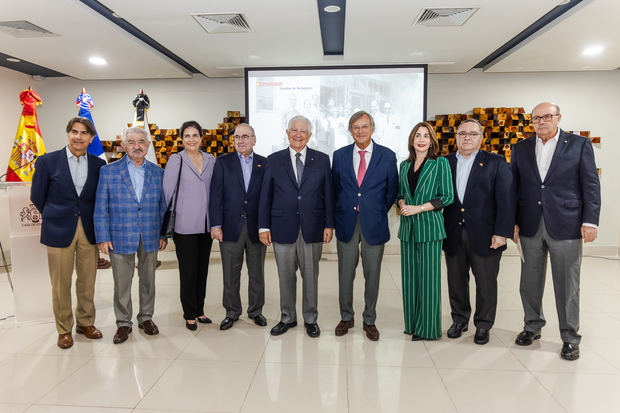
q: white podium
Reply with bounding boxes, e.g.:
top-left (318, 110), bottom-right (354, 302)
top-left (4, 182), bottom-right (53, 325)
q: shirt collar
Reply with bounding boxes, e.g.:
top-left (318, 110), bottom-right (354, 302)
top-left (238, 151), bottom-right (253, 162)
top-left (125, 154), bottom-right (146, 169)
top-left (354, 140), bottom-right (373, 155)
top-left (456, 150), bottom-right (479, 161)
top-left (289, 146), bottom-right (307, 158)
top-left (66, 146), bottom-right (87, 160)
top-left (536, 128), bottom-right (560, 144)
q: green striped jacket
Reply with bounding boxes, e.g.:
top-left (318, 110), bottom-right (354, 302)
top-left (397, 157), bottom-right (454, 243)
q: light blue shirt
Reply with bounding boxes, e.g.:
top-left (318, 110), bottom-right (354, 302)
top-left (65, 146), bottom-right (88, 196)
top-left (238, 151), bottom-right (253, 191)
top-left (455, 150), bottom-right (479, 202)
top-left (126, 155), bottom-right (146, 202)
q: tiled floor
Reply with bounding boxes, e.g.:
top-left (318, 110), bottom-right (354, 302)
top-left (0, 251), bottom-right (619, 413)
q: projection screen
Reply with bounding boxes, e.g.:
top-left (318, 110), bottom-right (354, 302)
top-left (245, 65), bottom-right (427, 163)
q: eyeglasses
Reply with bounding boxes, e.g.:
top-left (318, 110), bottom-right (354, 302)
top-left (352, 124), bottom-right (371, 132)
top-left (457, 131), bottom-right (482, 138)
top-left (234, 134), bottom-right (253, 141)
top-left (531, 113), bottom-right (560, 123)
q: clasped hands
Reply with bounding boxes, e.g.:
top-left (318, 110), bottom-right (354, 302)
top-left (258, 228), bottom-right (333, 247)
top-left (399, 201), bottom-right (423, 217)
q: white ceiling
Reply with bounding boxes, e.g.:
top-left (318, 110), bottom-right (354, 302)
top-left (0, 0), bottom-right (618, 80)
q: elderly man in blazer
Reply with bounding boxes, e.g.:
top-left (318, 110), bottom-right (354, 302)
top-left (331, 110), bottom-right (398, 341)
top-left (95, 126), bottom-right (167, 344)
top-left (258, 115), bottom-right (335, 338)
top-left (31, 116), bottom-right (106, 349)
top-left (210, 123), bottom-right (268, 330)
top-left (443, 119), bottom-right (515, 345)
top-left (511, 102), bottom-right (600, 361)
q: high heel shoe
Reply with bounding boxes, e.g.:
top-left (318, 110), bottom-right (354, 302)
top-left (185, 320), bottom-right (197, 331)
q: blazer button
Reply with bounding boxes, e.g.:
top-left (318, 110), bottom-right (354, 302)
top-left (458, 222), bottom-right (462, 226)
top-left (541, 185), bottom-right (545, 189)
top-left (244, 200), bottom-right (248, 204)
top-left (296, 211), bottom-right (299, 215)
top-left (538, 201), bottom-right (542, 205)
top-left (461, 208), bottom-right (465, 212)
top-left (297, 196), bottom-right (302, 200)
top-left (358, 193), bottom-right (361, 197)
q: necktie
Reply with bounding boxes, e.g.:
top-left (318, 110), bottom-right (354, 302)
top-left (357, 150), bottom-right (367, 187)
top-left (295, 152), bottom-right (304, 185)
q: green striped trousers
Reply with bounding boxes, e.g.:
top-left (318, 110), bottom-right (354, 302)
top-left (401, 239), bottom-right (442, 339)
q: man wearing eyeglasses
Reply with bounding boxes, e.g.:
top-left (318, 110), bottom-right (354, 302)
top-left (443, 119), bottom-right (515, 345)
top-left (210, 123), bottom-right (268, 330)
top-left (258, 115), bottom-right (335, 338)
top-left (511, 102), bottom-right (600, 360)
top-left (331, 110), bottom-right (398, 341)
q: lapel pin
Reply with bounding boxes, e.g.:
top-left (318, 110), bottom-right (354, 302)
top-left (257, 164), bottom-right (262, 167)
top-left (564, 140), bottom-right (567, 143)
top-left (479, 163), bottom-right (484, 167)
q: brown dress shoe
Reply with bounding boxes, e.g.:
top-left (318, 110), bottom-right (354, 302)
top-left (57, 332), bottom-right (74, 349)
top-left (76, 325), bottom-right (103, 339)
top-left (138, 320), bottom-right (159, 335)
top-left (363, 323), bottom-right (380, 341)
top-left (335, 319), bottom-right (354, 336)
top-left (113, 326), bottom-right (132, 344)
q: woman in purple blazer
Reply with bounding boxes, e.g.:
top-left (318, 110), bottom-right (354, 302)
top-left (163, 121), bottom-right (215, 330)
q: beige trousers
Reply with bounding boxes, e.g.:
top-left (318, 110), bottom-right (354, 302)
top-left (46, 218), bottom-right (98, 334)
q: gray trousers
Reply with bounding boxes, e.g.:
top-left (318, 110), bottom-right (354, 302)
top-left (220, 222), bottom-right (266, 318)
top-left (273, 230), bottom-right (323, 324)
top-left (337, 217), bottom-right (385, 325)
top-left (109, 238), bottom-right (158, 328)
top-left (519, 217), bottom-right (582, 344)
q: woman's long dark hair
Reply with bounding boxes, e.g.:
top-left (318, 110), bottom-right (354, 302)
top-left (406, 121), bottom-right (439, 162)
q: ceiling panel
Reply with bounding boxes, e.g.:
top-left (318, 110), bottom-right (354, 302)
top-left (486, 0), bottom-right (620, 72)
top-left (0, 0), bottom-right (192, 79)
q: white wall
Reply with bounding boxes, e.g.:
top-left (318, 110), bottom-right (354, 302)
top-left (1, 68), bottom-right (618, 253)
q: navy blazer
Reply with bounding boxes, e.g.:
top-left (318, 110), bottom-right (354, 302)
top-left (258, 147), bottom-right (335, 244)
top-left (209, 151), bottom-right (267, 243)
top-left (30, 148), bottom-right (106, 248)
top-left (332, 141), bottom-right (398, 245)
top-left (511, 129), bottom-right (601, 240)
top-left (443, 151), bottom-right (516, 257)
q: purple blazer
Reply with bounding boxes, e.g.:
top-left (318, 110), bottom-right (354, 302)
top-left (163, 150), bottom-right (215, 234)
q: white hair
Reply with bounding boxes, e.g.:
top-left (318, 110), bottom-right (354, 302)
top-left (123, 126), bottom-right (149, 142)
top-left (287, 115), bottom-right (312, 133)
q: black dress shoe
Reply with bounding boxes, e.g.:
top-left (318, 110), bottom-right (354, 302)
top-left (474, 328), bottom-right (490, 345)
top-left (560, 343), bottom-right (580, 361)
top-left (197, 316), bottom-right (212, 324)
top-left (304, 323), bottom-right (321, 338)
top-left (515, 330), bottom-right (541, 346)
top-left (447, 322), bottom-right (468, 339)
top-left (411, 334), bottom-right (423, 341)
top-left (220, 317), bottom-right (238, 331)
top-left (270, 321), bottom-right (297, 336)
top-left (185, 321), bottom-right (197, 331)
top-left (250, 314), bottom-right (268, 327)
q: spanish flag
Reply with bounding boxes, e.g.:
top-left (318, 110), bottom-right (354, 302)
top-left (5, 88), bottom-right (46, 182)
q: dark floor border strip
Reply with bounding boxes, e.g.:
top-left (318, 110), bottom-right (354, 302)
top-left (79, 0), bottom-right (201, 74)
top-left (475, 0), bottom-right (585, 69)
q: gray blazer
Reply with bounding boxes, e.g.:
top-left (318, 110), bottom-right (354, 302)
top-left (163, 150), bottom-right (215, 234)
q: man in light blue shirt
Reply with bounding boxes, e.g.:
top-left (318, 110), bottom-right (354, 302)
top-left (126, 152), bottom-right (146, 202)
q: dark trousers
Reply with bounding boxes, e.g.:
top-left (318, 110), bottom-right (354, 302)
top-left (220, 222), bottom-right (266, 319)
top-left (173, 232), bottom-right (212, 320)
top-left (445, 229), bottom-right (501, 330)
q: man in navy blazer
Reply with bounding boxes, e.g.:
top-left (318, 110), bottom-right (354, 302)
top-left (258, 115), bottom-right (335, 338)
top-left (31, 117), bottom-right (106, 349)
top-left (210, 123), bottom-right (268, 330)
top-left (512, 102), bottom-right (601, 361)
top-left (443, 119), bottom-right (515, 345)
top-left (331, 110), bottom-right (398, 341)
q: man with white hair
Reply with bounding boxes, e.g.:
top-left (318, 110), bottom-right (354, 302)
top-left (95, 127), bottom-right (167, 344)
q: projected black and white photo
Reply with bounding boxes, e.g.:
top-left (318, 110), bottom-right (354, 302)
top-left (246, 66), bottom-right (427, 162)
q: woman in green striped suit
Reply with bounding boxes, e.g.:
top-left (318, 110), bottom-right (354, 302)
top-left (397, 122), bottom-right (454, 340)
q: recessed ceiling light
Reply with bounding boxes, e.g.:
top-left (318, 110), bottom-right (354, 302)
top-left (409, 51), bottom-right (425, 57)
top-left (324, 5), bottom-right (341, 13)
top-left (248, 55), bottom-right (260, 60)
top-left (6, 57), bottom-right (21, 63)
top-left (582, 44), bottom-right (604, 56)
top-left (88, 56), bottom-right (107, 66)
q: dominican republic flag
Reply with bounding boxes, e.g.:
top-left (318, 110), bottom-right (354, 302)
top-left (76, 88), bottom-right (106, 162)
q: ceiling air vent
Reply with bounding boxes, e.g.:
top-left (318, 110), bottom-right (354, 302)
top-left (192, 13), bottom-right (253, 33)
top-left (414, 8), bottom-right (478, 27)
top-left (0, 20), bottom-right (56, 37)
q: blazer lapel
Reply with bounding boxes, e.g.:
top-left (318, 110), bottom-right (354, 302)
top-left (181, 150), bottom-right (205, 180)
top-left (345, 145), bottom-right (357, 185)
top-left (462, 151), bottom-right (485, 204)
top-left (400, 161), bottom-right (413, 201)
top-left (247, 154), bottom-right (264, 193)
top-left (232, 153), bottom-right (246, 193)
top-left (447, 154), bottom-right (460, 205)
top-left (121, 157), bottom-right (139, 203)
top-left (283, 150), bottom-right (298, 187)
top-left (140, 162), bottom-right (153, 203)
top-left (413, 159), bottom-right (435, 204)
top-left (299, 149), bottom-right (315, 187)
top-left (59, 150), bottom-right (79, 198)
top-left (360, 143), bottom-right (381, 189)
top-left (544, 129), bottom-right (568, 182)
top-left (525, 138), bottom-right (543, 184)
top-left (81, 154), bottom-right (98, 199)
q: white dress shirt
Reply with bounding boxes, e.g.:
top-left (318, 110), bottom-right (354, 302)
top-left (455, 150), bottom-right (479, 202)
top-left (65, 146), bottom-right (88, 196)
top-left (353, 140), bottom-right (373, 176)
top-left (535, 128), bottom-right (559, 182)
top-left (289, 145), bottom-right (307, 182)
